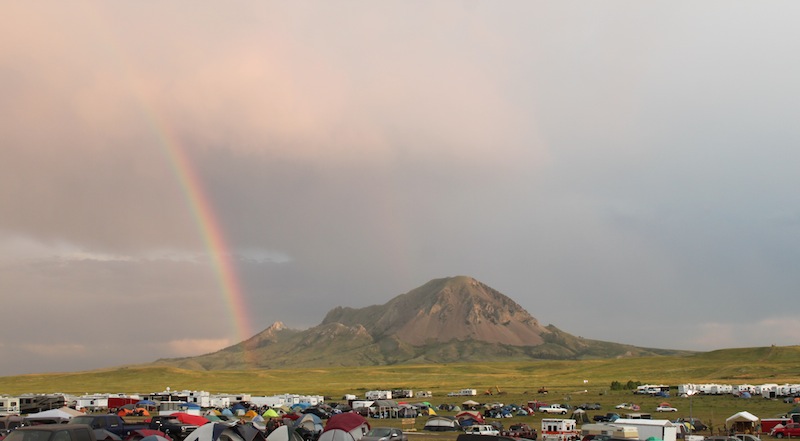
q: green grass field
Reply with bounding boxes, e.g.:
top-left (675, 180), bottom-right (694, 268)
top-left (1, 346), bottom-right (798, 440)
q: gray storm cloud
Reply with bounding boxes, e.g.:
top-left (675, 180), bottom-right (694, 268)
top-left (1, 2), bottom-right (799, 375)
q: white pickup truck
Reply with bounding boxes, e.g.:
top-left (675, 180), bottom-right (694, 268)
top-left (538, 404), bottom-right (569, 414)
top-left (463, 425), bottom-right (500, 436)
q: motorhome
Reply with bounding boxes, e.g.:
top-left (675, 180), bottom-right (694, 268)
top-left (541, 418), bottom-right (578, 441)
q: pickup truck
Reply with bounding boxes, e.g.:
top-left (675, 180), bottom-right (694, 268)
top-left (464, 425), bottom-right (500, 436)
top-left (501, 423), bottom-right (537, 440)
top-left (70, 415), bottom-right (149, 439)
top-left (538, 404), bottom-right (568, 415)
top-left (147, 416), bottom-right (200, 440)
top-left (3, 424), bottom-right (97, 441)
top-left (771, 423), bottom-right (800, 438)
top-left (592, 413), bottom-right (620, 423)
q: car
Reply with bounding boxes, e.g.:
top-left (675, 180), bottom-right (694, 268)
top-left (578, 403), bottom-right (602, 411)
top-left (361, 428), bottom-right (408, 441)
top-left (3, 424), bottom-right (96, 441)
top-left (771, 423), bottom-right (800, 438)
top-left (656, 406), bottom-right (677, 412)
top-left (734, 434), bottom-right (760, 441)
top-left (703, 437), bottom-right (738, 441)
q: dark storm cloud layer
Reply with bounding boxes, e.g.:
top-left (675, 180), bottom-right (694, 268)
top-left (1, 2), bottom-right (799, 375)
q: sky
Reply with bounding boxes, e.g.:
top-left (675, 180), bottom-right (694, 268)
top-left (1, 2), bottom-right (799, 376)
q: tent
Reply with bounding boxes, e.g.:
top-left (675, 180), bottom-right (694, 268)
top-left (183, 423), bottom-right (240, 441)
top-left (267, 425), bottom-right (305, 441)
top-left (317, 413), bottom-right (370, 441)
top-left (263, 409), bottom-right (280, 418)
top-left (183, 422), bottom-right (265, 441)
top-left (423, 416), bottom-right (460, 432)
top-left (455, 411), bottom-right (484, 425)
top-left (293, 413), bottom-right (324, 434)
top-left (571, 409), bottom-right (590, 424)
top-left (726, 411), bottom-right (759, 433)
top-left (25, 407), bottom-right (82, 423)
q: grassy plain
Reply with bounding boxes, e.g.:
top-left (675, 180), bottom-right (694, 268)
top-left (1, 346), bottom-right (798, 440)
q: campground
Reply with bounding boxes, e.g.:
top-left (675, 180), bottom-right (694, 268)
top-left (333, 391), bottom-right (793, 440)
top-left (87, 389), bottom-right (798, 441)
top-left (3, 347), bottom-right (800, 440)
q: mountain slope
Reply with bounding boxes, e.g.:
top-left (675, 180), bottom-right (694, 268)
top-left (155, 276), bottom-right (689, 370)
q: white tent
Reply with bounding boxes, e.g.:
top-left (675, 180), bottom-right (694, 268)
top-left (184, 422), bottom-right (244, 441)
top-left (726, 411), bottom-right (759, 426)
top-left (726, 411), bottom-right (759, 433)
top-left (267, 426), bottom-right (305, 441)
top-left (26, 407), bottom-right (82, 419)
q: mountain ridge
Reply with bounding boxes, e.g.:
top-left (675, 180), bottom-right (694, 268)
top-left (154, 275), bottom-right (691, 370)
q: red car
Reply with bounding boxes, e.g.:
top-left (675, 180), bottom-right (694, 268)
top-left (771, 423), bottom-right (800, 438)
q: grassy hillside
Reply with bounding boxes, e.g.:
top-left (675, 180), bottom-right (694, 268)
top-left (2, 347), bottom-right (800, 441)
top-left (2, 346), bottom-right (799, 396)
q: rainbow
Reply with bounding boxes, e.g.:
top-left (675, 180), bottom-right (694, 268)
top-left (157, 126), bottom-right (256, 363)
top-left (80, 5), bottom-right (257, 365)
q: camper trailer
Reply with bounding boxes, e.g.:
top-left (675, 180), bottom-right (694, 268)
top-left (613, 419), bottom-right (678, 441)
top-left (0, 397), bottom-right (19, 414)
top-left (365, 391), bottom-right (392, 400)
top-left (581, 424), bottom-right (639, 440)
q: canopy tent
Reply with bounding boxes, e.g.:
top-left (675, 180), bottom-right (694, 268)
top-left (571, 409), bottom-right (590, 424)
top-left (726, 411), bottom-right (759, 425)
top-left (726, 411), bottom-right (759, 433)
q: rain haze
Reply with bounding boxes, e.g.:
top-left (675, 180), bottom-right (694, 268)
top-left (1, 2), bottom-right (799, 376)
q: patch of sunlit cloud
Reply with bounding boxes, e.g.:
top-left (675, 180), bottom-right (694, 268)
top-left (164, 339), bottom-right (231, 357)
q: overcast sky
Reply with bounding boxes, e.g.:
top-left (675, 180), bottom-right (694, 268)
top-left (2, 2), bottom-right (799, 376)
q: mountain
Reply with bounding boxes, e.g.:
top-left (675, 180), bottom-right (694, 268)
top-left (155, 276), bottom-right (688, 370)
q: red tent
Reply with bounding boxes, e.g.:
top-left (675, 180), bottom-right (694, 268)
top-left (323, 413), bottom-right (370, 432)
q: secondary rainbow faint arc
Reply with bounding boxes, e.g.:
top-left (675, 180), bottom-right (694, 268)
top-left (159, 129), bottom-right (254, 353)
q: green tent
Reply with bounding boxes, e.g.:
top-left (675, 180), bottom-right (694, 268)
top-left (263, 408), bottom-right (280, 418)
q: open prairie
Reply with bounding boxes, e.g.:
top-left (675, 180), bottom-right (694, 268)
top-left (1, 346), bottom-right (798, 439)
